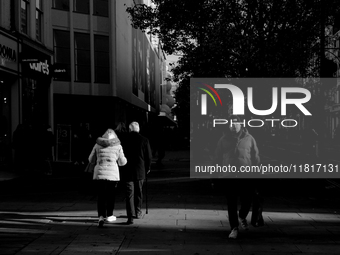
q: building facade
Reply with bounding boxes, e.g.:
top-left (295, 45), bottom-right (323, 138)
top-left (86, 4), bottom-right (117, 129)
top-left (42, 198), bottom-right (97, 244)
top-left (0, 0), bottom-right (53, 166)
top-left (0, 0), bottom-right (169, 165)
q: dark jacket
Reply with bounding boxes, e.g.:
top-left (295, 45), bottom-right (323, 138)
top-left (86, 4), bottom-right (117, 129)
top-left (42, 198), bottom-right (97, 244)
top-left (214, 128), bottom-right (260, 167)
top-left (123, 131), bottom-right (152, 181)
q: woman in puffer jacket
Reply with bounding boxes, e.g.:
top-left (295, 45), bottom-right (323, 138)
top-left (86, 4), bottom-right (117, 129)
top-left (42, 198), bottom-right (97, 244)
top-left (88, 128), bottom-right (127, 227)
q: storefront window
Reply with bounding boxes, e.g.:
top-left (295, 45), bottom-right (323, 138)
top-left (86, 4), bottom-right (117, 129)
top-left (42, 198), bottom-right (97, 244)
top-left (36, 0), bottom-right (43, 42)
top-left (94, 0), bottom-right (108, 17)
top-left (21, 0), bottom-right (29, 34)
top-left (94, 35), bottom-right (109, 83)
top-left (53, 0), bottom-right (69, 11)
top-left (74, 0), bottom-right (89, 14)
top-left (74, 33), bottom-right (91, 82)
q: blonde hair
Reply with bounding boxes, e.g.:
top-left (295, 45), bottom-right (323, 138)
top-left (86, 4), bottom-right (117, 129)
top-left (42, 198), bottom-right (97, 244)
top-left (102, 129), bottom-right (117, 139)
top-left (129, 122), bottom-right (140, 132)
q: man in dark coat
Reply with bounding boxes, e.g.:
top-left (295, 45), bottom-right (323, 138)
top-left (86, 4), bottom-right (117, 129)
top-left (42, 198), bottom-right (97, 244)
top-left (123, 121), bottom-right (152, 224)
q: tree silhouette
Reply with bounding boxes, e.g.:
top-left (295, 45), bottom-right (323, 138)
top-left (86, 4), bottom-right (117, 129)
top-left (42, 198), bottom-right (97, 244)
top-left (126, 0), bottom-right (340, 136)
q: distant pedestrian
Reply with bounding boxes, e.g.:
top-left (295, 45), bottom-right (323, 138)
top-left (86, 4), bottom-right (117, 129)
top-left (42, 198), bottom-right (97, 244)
top-left (115, 122), bottom-right (128, 146)
top-left (214, 115), bottom-right (260, 239)
top-left (72, 124), bottom-right (82, 165)
top-left (115, 122), bottom-right (129, 183)
top-left (12, 124), bottom-right (27, 171)
top-left (123, 122), bottom-right (152, 225)
top-left (73, 123), bottom-right (93, 166)
top-left (88, 128), bottom-right (127, 228)
top-left (41, 124), bottom-right (55, 175)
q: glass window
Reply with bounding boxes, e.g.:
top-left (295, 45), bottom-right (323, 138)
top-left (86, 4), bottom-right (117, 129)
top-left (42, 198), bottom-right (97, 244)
top-left (36, 0), bottom-right (43, 42)
top-left (54, 30), bottom-right (71, 81)
top-left (94, 35), bottom-right (110, 83)
top-left (53, 0), bottom-right (69, 11)
top-left (74, 0), bottom-right (89, 14)
top-left (93, 0), bottom-right (108, 17)
top-left (74, 33), bottom-right (91, 82)
top-left (21, 0), bottom-right (29, 34)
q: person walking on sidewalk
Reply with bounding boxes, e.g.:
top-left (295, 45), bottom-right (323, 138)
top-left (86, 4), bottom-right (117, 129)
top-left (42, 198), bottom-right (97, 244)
top-left (12, 124), bottom-right (28, 171)
top-left (88, 128), bottom-right (127, 228)
top-left (41, 124), bottom-right (55, 175)
top-left (214, 115), bottom-right (260, 239)
top-left (115, 122), bottom-right (128, 146)
top-left (122, 122), bottom-right (152, 225)
top-left (114, 122), bottom-right (129, 183)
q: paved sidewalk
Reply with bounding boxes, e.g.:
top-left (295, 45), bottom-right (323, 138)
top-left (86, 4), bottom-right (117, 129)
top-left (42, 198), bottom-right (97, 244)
top-left (0, 170), bottom-right (21, 182)
top-left (1, 150), bottom-right (340, 254)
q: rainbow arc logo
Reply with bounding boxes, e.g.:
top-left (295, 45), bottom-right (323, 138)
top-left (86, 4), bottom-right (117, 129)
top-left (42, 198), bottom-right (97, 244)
top-left (198, 83), bottom-right (222, 115)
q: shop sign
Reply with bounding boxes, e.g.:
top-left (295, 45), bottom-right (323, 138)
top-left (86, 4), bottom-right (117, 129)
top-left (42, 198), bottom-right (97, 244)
top-left (52, 63), bottom-right (70, 80)
top-left (21, 45), bottom-right (52, 80)
top-left (0, 34), bottom-right (18, 72)
top-left (28, 60), bottom-right (50, 76)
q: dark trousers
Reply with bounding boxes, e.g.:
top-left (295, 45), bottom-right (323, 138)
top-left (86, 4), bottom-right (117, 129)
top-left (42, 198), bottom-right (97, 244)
top-left (226, 179), bottom-right (254, 229)
top-left (125, 180), bottom-right (144, 219)
top-left (96, 180), bottom-right (118, 218)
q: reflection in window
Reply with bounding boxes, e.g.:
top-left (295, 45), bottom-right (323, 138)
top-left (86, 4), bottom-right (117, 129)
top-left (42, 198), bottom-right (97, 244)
top-left (36, 0), bottom-right (43, 42)
top-left (53, 0), bottom-right (69, 11)
top-left (74, 0), bottom-right (89, 14)
top-left (21, 0), bottom-right (29, 34)
top-left (94, 35), bottom-right (110, 83)
top-left (74, 33), bottom-right (91, 82)
top-left (54, 30), bottom-right (71, 81)
top-left (94, 0), bottom-right (108, 17)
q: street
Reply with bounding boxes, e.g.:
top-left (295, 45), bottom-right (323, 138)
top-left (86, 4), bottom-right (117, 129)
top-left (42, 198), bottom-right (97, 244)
top-left (0, 149), bottom-right (340, 254)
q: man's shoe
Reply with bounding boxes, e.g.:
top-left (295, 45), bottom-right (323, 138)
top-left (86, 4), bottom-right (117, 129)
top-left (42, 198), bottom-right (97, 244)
top-left (98, 216), bottom-right (104, 228)
top-left (126, 219), bottom-right (134, 225)
top-left (106, 215), bottom-right (116, 222)
top-left (228, 227), bottom-right (238, 239)
top-left (239, 218), bottom-right (249, 230)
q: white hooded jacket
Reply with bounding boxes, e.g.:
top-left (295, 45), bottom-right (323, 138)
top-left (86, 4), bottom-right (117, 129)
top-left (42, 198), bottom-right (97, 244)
top-left (89, 137), bottom-right (127, 181)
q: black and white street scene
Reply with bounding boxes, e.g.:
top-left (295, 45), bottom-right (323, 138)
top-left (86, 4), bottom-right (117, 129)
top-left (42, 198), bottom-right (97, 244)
top-left (1, 0), bottom-right (340, 254)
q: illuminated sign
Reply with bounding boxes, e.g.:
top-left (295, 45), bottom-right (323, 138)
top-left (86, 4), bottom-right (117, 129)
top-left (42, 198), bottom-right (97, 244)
top-left (0, 33), bottom-right (18, 71)
top-left (21, 44), bottom-right (52, 80)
